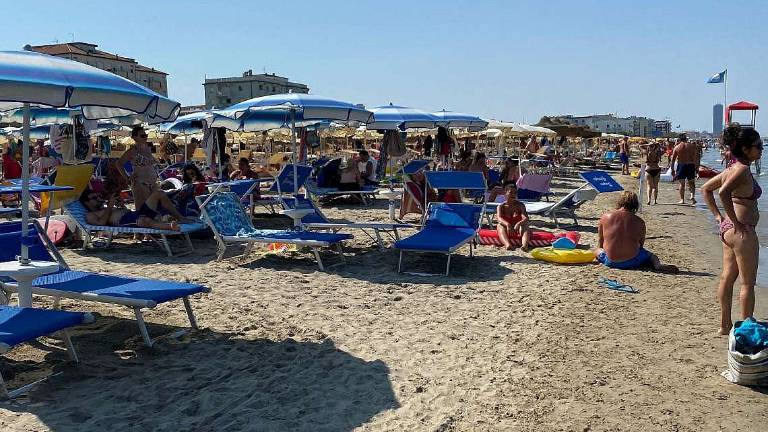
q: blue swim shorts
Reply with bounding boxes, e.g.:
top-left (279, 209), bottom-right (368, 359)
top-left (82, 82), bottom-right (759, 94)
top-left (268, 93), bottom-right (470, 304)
top-left (597, 248), bottom-right (651, 270)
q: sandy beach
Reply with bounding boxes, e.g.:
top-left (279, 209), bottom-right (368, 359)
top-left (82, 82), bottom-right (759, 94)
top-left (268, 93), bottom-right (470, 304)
top-left (0, 175), bottom-right (767, 431)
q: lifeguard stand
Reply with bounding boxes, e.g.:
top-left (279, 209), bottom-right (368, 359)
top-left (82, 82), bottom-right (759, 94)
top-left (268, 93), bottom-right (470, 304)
top-left (726, 100), bottom-right (758, 127)
top-left (726, 101), bottom-right (760, 173)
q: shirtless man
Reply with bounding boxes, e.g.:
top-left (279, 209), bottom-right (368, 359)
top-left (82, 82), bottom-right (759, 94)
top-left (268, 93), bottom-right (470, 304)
top-left (669, 133), bottom-right (700, 204)
top-left (496, 184), bottom-right (531, 251)
top-left (117, 126), bottom-right (158, 210)
top-left (619, 138), bottom-right (630, 175)
top-left (80, 188), bottom-right (191, 231)
top-left (593, 191), bottom-right (678, 272)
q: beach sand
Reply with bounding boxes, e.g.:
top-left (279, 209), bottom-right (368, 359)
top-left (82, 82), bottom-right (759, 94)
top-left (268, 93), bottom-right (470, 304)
top-left (1, 175), bottom-right (767, 431)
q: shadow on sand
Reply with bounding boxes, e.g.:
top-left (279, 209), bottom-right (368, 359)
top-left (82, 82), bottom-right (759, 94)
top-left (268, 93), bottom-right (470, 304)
top-left (3, 318), bottom-right (399, 432)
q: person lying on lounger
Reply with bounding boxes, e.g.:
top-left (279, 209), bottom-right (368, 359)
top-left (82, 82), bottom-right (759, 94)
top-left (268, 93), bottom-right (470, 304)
top-left (80, 189), bottom-right (193, 231)
top-left (496, 184), bottom-right (532, 251)
top-left (592, 191), bottom-right (678, 272)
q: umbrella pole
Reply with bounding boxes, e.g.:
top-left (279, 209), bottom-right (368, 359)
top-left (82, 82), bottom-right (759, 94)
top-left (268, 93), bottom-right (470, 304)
top-left (290, 109), bottom-right (298, 199)
top-left (20, 103), bottom-right (30, 264)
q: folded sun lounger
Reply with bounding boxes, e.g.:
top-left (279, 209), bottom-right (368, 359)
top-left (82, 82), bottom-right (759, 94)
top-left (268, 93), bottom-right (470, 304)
top-left (65, 200), bottom-right (207, 256)
top-left (395, 202), bottom-right (483, 276)
top-left (0, 305), bottom-right (94, 398)
top-left (196, 192), bottom-right (352, 270)
top-left (0, 221), bottom-right (210, 347)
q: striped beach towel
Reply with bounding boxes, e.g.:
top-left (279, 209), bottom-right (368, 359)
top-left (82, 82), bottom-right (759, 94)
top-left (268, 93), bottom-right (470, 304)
top-left (722, 319), bottom-right (768, 386)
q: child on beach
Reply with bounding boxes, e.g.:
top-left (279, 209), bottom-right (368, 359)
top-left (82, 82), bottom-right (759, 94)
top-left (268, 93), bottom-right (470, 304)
top-left (496, 184), bottom-right (531, 251)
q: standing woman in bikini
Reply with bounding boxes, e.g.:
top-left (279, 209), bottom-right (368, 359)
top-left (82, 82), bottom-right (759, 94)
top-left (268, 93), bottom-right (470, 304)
top-left (117, 126), bottom-right (159, 211)
top-left (701, 124), bottom-right (763, 335)
top-left (640, 140), bottom-right (663, 205)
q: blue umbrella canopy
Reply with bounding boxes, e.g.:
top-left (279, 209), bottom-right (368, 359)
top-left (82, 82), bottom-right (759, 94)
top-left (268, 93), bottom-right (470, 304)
top-left (431, 109), bottom-right (488, 130)
top-left (219, 93), bottom-right (373, 127)
top-left (0, 50), bottom-right (181, 269)
top-left (367, 104), bottom-right (443, 130)
top-left (219, 93), bottom-right (373, 199)
top-left (0, 51), bottom-right (180, 121)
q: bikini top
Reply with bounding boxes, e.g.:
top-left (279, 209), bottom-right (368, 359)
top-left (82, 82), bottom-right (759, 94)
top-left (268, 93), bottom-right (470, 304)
top-left (735, 175), bottom-right (762, 201)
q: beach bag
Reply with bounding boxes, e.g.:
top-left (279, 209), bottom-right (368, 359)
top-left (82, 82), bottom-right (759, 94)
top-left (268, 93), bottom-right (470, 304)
top-left (722, 319), bottom-right (768, 386)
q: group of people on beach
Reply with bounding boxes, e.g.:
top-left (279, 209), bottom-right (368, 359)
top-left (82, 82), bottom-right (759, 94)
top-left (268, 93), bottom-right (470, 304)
top-left (10, 119), bottom-right (762, 336)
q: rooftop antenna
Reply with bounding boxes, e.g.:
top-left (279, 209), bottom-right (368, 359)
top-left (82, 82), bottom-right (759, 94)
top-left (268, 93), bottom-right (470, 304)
top-left (263, 66), bottom-right (267, 74)
top-left (68, 33), bottom-right (75, 42)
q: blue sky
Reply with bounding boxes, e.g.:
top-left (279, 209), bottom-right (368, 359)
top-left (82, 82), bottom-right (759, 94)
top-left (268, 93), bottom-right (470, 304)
top-left (4, 0), bottom-right (767, 132)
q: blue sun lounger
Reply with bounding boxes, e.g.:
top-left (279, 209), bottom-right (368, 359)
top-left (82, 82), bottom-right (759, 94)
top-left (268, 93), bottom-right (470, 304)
top-left (394, 171), bottom-right (486, 276)
top-left (0, 221), bottom-right (210, 346)
top-left (196, 192), bottom-right (352, 270)
top-left (395, 202), bottom-right (483, 276)
top-left (281, 194), bottom-right (412, 249)
top-left (0, 305), bottom-right (94, 398)
top-left (64, 201), bottom-right (207, 257)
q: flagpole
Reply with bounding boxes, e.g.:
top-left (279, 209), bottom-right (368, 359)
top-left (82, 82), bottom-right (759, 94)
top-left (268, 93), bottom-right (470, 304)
top-left (723, 68), bottom-right (728, 127)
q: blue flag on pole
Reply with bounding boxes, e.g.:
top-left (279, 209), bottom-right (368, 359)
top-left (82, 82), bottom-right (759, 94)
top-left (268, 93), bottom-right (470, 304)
top-left (707, 70), bottom-right (727, 84)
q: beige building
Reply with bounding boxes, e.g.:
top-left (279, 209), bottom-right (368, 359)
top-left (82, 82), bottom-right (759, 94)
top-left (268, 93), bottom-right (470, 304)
top-left (26, 42), bottom-right (169, 96)
top-left (203, 70), bottom-right (309, 109)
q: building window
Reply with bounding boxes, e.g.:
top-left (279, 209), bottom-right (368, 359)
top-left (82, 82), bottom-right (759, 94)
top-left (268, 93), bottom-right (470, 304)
top-left (227, 98), bottom-right (231, 103)
top-left (238, 85), bottom-right (242, 91)
top-left (259, 84), bottom-right (263, 90)
top-left (272, 86), bottom-right (276, 92)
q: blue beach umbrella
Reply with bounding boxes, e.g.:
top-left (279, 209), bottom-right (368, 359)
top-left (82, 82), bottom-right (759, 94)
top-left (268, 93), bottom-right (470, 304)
top-left (220, 93), bottom-right (373, 197)
top-left (367, 104), bottom-right (443, 130)
top-left (431, 109), bottom-right (488, 130)
top-left (0, 50), bottom-right (181, 291)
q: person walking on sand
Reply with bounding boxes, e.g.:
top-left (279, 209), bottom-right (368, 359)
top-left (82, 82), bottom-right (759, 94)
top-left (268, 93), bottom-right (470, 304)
top-left (592, 191), bottom-right (678, 272)
top-left (619, 137), bottom-right (630, 175)
top-left (639, 140), bottom-right (663, 205)
top-left (669, 133), bottom-right (700, 204)
top-left (496, 184), bottom-right (531, 251)
top-left (701, 124), bottom-right (763, 335)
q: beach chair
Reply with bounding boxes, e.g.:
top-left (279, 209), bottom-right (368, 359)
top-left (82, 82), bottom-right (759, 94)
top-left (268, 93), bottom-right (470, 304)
top-left (0, 221), bottom-right (210, 347)
top-left (64, 200), bottom-right (206, 257)
top-left (196, 192), bottom-right (352, 270)
top-left (0, 305), bottom-right (94, 398)
top-left (38, 164), bottom-right (95, 215)
top-left (305, 180), bottom-right (379, 205)
top-left (398, 160), bottom-right (432, 218)
top-left (281, 194), bottom-right (412, 249)
top-left (394, 202), bottom-right (483, 276)
top-left (485, 186), bottom-right (598, 228)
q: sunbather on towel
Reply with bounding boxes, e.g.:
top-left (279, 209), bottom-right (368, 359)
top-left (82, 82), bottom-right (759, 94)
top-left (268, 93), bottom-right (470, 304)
top-left (80, 189), bottom-right (192, 231)
top-left (592, 191), bottom-right (678, 272)
top-left (496, 184), bottom-right (532, 251)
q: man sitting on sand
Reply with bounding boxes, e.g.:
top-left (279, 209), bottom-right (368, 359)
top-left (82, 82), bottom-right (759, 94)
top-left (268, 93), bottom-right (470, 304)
top-left (593, 191), bottom-right (678, 272)
top-left (496, 184), bottom-right (531, 251)
top-left (80, 188), bottom-right (193, 231)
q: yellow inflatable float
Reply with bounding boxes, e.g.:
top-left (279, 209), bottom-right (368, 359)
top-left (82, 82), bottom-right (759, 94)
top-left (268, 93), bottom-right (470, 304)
top-left (531, 247), bottom-right (596, 264)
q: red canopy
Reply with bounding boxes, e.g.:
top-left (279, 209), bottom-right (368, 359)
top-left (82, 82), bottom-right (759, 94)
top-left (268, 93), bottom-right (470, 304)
top-left (726, 100), bottom-right (759, 124)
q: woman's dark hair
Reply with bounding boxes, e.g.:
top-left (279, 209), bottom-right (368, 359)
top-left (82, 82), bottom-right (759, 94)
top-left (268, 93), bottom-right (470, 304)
top-left (473, 152), bottom-right (486, 163)
top-left (182, 163), bottom-right (203, 184)
top-left (723, 123), bottom-right (761, 160)
top-left (436, 126), bottom-right (450, 143)
top-left (131, 125), bottom-right (145, 138)
top-left (458, 149), bottom-right (472, 161)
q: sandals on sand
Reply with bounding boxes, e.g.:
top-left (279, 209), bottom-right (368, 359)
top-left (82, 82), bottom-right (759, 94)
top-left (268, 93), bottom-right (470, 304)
top-left (598, 277), bottom-right (639, 294)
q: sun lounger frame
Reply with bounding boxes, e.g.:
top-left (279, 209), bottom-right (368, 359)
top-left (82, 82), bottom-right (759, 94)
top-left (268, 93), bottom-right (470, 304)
top-left (0, 221), bottom-right (209, 347)
top-left (64, 201), bottom-right (200, 257)
top-left (0, 307), bottom-right (94, 399)
top-left (196, 193), bottom-right (348, 271)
